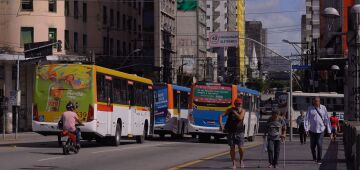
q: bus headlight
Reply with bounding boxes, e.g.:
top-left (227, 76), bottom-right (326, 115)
top-left (188, 113), bottom-right (194, 124)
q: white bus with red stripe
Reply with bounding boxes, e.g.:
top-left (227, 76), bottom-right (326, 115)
top-left (32, 64), bottom-right (153, 145)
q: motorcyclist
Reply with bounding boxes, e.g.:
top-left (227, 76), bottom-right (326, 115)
top-left (60, 101), bottom-right (82, 147)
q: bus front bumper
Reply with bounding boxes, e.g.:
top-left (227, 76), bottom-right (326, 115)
top-left (188, 123), bottom-right (224, 135)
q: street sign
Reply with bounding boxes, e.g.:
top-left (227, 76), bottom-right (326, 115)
top-left (9, 90), bottom-right (21, 106)
top-left (208, 32), bottom-right (239, 47)
top-left (292, 65), bottom-right (311, 70)
top-left (24, 41), bottom-right (53, 58)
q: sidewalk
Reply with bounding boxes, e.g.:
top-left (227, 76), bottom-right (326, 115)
top-left (180, 136), bottom-right (347, 170)
top-left (0, 132), bottom-right (55, 145)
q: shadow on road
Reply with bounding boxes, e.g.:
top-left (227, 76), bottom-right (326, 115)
top-left (320, 141), bottom-right (347, 170)
top-left (19, 165), bottom-right (65, 170)
top-left (0, 140), bottom-right (136, 149)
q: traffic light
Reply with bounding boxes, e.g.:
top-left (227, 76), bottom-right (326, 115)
top-left (57, 40), bottom-right (62, 52)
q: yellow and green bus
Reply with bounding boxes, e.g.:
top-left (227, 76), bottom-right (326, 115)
top-left (32, 64), bottom-right (153, 145)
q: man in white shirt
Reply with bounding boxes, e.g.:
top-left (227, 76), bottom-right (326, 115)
top-left (304, 97), bottom-right (331, 165)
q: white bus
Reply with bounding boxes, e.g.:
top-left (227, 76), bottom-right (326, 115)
top-left (32, 64), bottom-right (153, 146)
top-left (276, 91), bottom-right (344, 128)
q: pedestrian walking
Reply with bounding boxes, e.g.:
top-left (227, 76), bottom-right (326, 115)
top-left (219, 98), bottom-right (246, 169)
top-left (264, 111), bottom-right (286, 168)
top-left (296, 111), bottom-right (306, 144)
top-left (330, 112), bottom-right (340, 142)
top-left (304, 97), bottom-right (331, 165)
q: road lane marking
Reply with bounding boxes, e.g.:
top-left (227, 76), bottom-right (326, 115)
top-left (166, 142), bottom-right (262, 170)
top-left (38, 156), bottom-right (64, 162)
top-left (92, 142), bottom-right (176, 154)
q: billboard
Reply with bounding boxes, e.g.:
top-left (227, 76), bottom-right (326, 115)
top-left (208, 32), bottom-right (239, 48)
top-left (177, 0), bottom-right (197, 11)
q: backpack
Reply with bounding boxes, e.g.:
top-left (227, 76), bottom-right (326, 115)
top-left (224, 108), bottom-right (244, 133)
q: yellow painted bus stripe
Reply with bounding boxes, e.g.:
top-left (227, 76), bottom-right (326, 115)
top-left (196, 105), bottom-right (232, 111)
top-left (166, 143), bottom-right (261, 170)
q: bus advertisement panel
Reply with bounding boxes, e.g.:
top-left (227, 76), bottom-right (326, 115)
top-left (154, 87), bottom-right (169, 125)
top-left (33, 64), bottom-right (94, 124)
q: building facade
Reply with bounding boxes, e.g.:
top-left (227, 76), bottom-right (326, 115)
top-left (0, 0), bottom-right (144, 132)
top-left (153, 0), bottom-right (177, 83)
top-left (245, 21), bottom-right (266, 80)
top-left (304, 0), bottom-right (355, 92)
top-left (176, 0), bottom-right (207, 83)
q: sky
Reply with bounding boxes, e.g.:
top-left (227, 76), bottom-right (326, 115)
top-left (245, 0), bottom-right (306, 56)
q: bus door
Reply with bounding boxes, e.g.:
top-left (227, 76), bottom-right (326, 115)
top-left (128, 81), bottom-right (136, 135)
top-left (97, 74), bottom-right (113, 136)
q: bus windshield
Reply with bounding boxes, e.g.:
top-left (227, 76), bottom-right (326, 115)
top-left (193, 85), bottom-right (232, 107)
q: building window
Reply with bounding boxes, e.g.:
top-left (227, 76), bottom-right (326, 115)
top-left (20, 27), bottom-right (33, 47)
top-left (83, 34), bottom-right (87, 54)
top-left (103, 6), bottom-right (107, 25)
top-left (49, 0), bottom-right (56, 12)
top-left (117, 40), bottom-right (120, 56)
top-left (48, 28), bottom-right (57, 48)
top-left (21, 0), bottom-right (33, 11)
top-left (206, 27), bottom-right (210, 30)
top-left (127, 16), bottom-right (132, 31)
top-left (134, 19), bottom-right (137, 32)
top-left (74, 0), bottom-right (79, 19)
top-left (116, 11), bottom-right (120, 29)
top-left (123, 15), bottom-right (126, 30)
top-left (74, 32), bottom-right (78, 52)
top-left (110, 38), bottom-right (114, 56)
top-left (83, 3), bottom-right (87, 22)
top-left (207, 4), bottom-right (210, 8)
top-left (138, 2), bottom-right (141, 15)
top-left (64, 30), bottom-right (70, 50)
top-left (110, 9), bottom-right (114, 27)
top-left (103, 37), bottom-right (108, 55)
top-left (65, 0), bottom-right (69, 16)
top-left (128, 43), bottom-right (131, 54)
top-left (206, 15), bottom-right (210, 19)
top-left (123, 42), bottom-right (126, 55)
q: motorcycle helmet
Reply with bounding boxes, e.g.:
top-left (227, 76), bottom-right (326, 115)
top-left (66, 101), bottom-right (75, 111)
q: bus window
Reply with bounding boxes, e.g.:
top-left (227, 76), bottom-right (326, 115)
top-left (128, 84), bottom-right (135, 105)
top-left (97, 73), bottom-right (113, 103)
top-left (243, 95), bottom-right (250, 110)
top-left (306, 97), bottom-right (310, 104)
top-left (180, 92), bottom-right (188, 109)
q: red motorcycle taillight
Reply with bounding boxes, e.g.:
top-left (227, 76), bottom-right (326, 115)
top-left (87, 104), bottom-right (94, 122)
top-left (62, 131), bottom-right (68, 136)
top-left (33, 104), bottom-right (39, 121)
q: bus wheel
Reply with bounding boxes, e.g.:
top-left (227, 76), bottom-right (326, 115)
top-left (198, 135), bottom-right (210, 143)
top-left (112, 123), bottom-right (121, 146)
top-left (191, 134), bottom-right (197, 139)
top-left (136, 126), bottom-right (146, 144)
top-left (159, 133), bottom-right (165, 138)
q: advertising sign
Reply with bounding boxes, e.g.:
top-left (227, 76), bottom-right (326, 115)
top-left (208, 32), bottom-right (239, 48)
top-left (177, 0), bottom-right (197, 11)
top-left (194, 85), bottom-right (232, 103)
top-left (154, 88), bottom-right (169, 124)
top-left (34, 64), bottom-right (93, 122)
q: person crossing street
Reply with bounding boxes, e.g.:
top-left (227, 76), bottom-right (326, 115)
top-left (219, 98), bottom-right (246, 169)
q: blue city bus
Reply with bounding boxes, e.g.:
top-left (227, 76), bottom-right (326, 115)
top-left (188, 82), bottom-right (260, 142)
top-left (154, 84), bottom-right (191, 138)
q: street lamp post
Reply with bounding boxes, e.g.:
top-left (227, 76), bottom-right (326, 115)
top-left (239, 37), bottom-right (294, 141)
top-left (119, 48), bottom-right (142, 67)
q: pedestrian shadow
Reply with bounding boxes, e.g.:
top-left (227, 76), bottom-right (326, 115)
top-left (319, 141), bottom-right (347, 170)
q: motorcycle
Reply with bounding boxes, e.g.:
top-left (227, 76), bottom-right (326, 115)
top-left (60, 124), bottom-right (83, 155)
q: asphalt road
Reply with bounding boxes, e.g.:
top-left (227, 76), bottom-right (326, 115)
top-left (0, 135), bottom-right (261, 170)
